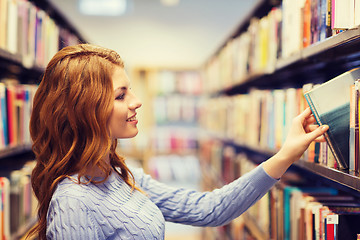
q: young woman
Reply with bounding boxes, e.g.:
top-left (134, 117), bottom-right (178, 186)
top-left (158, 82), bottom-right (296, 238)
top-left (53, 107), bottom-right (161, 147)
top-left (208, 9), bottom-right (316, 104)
top-left (28, 43), bottom-right (328, 239)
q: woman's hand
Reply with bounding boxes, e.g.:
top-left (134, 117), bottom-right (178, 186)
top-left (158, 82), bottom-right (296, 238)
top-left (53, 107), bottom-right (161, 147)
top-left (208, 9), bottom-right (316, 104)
top-left (263, 107), bottom-right (329, 179)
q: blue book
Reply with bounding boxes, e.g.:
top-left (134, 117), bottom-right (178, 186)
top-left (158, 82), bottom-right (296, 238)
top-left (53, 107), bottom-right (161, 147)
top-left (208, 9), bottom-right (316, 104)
top-left (304, 67), bottom-right (360, 170)
top-left (0, 83), bottom-right (8, 146)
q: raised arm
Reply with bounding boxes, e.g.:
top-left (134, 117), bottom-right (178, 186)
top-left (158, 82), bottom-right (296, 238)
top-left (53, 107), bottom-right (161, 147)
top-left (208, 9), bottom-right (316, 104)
top-left (131, 164), bottom-right (277, 227)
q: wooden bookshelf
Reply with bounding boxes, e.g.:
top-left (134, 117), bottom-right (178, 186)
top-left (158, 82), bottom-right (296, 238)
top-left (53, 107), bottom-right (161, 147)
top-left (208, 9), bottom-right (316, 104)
top-left (210, 22), bottom-right (360, 193)
top-left (222, 26), bottom-right (360, 96)
top-left (201, 0), bottom-right (360, 239)
top-left (0, 144), bottom-right (32, 159)
top-left (275, 26), bottom-right (360, 69)
top-left (294, 160), bottom-right (360, 192)
top-left (0, 48), bottom-right (22, 65)
top-left (0, 48), bottom-right (44, 83)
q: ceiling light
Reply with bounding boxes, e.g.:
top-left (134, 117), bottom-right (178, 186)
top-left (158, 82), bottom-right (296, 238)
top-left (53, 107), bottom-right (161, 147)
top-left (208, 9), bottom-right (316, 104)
top-left (78, 0), bottom-right (128, 16)
top-left (160, 0), bottom-right (180, 6)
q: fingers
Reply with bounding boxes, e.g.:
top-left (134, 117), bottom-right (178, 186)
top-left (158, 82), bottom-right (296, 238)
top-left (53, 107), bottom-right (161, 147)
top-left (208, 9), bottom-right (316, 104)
top-left (298, 108), bottom-right (317, 127)
top-left (298, 107), bottom-right (312, 120)
top-left (307, 125), bottom-right (329, 142)
top-left (314, 135), bottom-right (327, 142)
top-left (305, 124), bottom-right (321, 132)
top-left (305, 115), bottom-right (317, 124)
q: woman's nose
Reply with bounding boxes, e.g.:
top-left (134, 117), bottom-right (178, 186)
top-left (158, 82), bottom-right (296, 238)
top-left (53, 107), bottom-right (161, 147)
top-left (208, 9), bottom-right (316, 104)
top-left (129, 96), bottom-right (142, 110)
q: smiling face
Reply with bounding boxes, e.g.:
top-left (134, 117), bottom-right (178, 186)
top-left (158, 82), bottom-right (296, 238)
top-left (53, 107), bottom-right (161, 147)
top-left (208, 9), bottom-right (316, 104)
top-left (108, 66), bottom-right (142, 139)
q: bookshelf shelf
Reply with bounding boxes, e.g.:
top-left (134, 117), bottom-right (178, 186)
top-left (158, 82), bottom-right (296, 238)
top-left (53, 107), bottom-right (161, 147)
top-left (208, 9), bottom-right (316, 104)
top-left (247, 145), bottom-right (360, 194)
top-left (210, 132), bottom-right (360, 192)
top-left (0, 48), bottom-right (22, 65)
top-left (237, 141), bottom-right (360, 193)
top-left (0, 144), bottom-right (33, 159)
top-left (221, 26), bottom-right (360, 96)
top-left (294, 160), bottom-right (360, 192)
top-left (301, 26), bottom-right (360, 59)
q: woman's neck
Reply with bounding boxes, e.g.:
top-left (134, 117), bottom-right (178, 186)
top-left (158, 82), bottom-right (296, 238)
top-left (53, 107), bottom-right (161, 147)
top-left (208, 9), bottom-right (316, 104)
top-left (85, 155), bottom-right (112, 178)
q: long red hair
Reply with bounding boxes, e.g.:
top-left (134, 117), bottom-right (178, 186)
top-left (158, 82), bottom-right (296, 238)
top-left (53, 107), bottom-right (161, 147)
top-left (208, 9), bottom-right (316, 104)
top-left (28, 44), bottom-right (138, 239)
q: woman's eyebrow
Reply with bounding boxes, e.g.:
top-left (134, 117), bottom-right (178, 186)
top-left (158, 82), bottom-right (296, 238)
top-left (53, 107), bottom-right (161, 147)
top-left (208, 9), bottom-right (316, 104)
top-left (114, 86), bottom-right (128, 92)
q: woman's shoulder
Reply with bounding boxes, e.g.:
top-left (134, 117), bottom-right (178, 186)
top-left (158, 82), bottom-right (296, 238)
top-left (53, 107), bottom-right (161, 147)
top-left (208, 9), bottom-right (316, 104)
top-left (51, 176), bottom-right (93, 201)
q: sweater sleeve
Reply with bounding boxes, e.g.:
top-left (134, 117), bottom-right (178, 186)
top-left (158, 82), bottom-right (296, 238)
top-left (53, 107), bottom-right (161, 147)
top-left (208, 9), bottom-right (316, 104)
top-left (131, 163), bottom-right (278, 227)
top-left (46, 196), bottom-right (103, 240)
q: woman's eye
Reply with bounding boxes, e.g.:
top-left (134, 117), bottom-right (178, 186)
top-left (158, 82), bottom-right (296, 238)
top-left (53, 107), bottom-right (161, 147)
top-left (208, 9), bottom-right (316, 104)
top-left (115, 93), bottom-right (125, 100)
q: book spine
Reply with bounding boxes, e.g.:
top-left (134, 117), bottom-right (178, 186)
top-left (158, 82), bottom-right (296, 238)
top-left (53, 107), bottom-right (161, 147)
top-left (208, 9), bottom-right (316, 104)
top-left (304, 93), bottom-right (346, 169)
top-left (355, 80), bottom-right (359, 173)
top-left (350, 84), bottom-right (356, 173)
top-left (326, 214), bottom-right (336, 240)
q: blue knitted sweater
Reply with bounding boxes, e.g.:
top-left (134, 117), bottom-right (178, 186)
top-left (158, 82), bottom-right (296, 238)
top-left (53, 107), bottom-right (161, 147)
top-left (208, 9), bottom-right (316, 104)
top-left (46, 164), bottom-right (278, 239)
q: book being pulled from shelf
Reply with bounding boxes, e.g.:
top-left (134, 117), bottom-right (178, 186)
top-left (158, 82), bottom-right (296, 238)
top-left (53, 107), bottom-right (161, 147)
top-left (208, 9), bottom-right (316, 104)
top-left (304, 67), bottom-right (360, 170)
top-left (349, 80), bottom-right (360, 174)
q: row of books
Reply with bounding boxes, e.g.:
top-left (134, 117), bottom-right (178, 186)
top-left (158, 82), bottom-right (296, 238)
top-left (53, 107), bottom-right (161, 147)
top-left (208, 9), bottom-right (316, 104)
top-left (0, 79), bottom-right (37, 150)
top-left (153, 95), bottom-right (200, 124)
top-left (0, 160), bottom-right (37, 240)
top-left (147, 154), bottom-right (201, 183)
top-left (199, 87), bottom-right (307, 150)
top-left (200, 68), bottom-right (360, 175)
top-left (202, 0), bottom-right (360, 93)
top-left (198, 140), bottom-right (360, 240)
top-left (270, 182), bottom-right (360, 240)
top-left (154, 70), bottom-right (203, 96)
top-left (0, 0), bottom-right (80, 68)
top-left (150, 127), bottom-right (198, 154)
top-left (271, 181), bottom-right (360, 240)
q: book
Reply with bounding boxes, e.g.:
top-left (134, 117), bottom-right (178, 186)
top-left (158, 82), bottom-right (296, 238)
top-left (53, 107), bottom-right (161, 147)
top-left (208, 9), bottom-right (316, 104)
top-left (6, 0), bottom-right (18, 54)
top-left (331, 0), bottom-right (356, 30)
top-left (326, 213), bottom-right (360, 240)
top-left (303, 0), bottom-right (312, 48)
top-left (304, 67), bottom-right (360, 170)
top-left (356, 0), bottom-right (360, 27)
top-left (319, 0), bottom-right (328, 41)
top-left (0, 0), bottom-right (8, 49)
top-left (349, 80), bottom-right (359, 174)
top-left (5, 82), bottom-right (17, 147)
top-left (281, 0), bottom-right (304, 58)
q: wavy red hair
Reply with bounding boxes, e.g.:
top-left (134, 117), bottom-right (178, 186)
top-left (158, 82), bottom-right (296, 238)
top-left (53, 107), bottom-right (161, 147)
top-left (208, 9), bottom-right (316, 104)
top-left (28, 44), bottom-right (138, 239)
